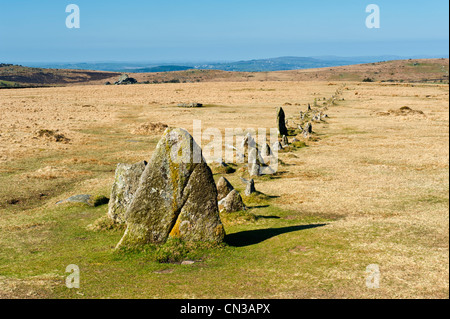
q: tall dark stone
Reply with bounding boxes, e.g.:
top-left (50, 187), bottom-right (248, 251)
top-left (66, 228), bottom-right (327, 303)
top-left (277, 107), bottom-right (288, 137)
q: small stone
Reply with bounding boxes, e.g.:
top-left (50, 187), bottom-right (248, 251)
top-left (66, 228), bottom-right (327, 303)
top-left (261, 143), bottom-right (271, 157)
top-left (272, 141), bottom-right (283, 151)
top-left (303, 122), bottom-right (313, 136)
top-left (220, 190), bottom-right (246, 213)
top-left (241, 132), bottom-right (256, 150)
top-left (217, 176), bottom-right (234, 201)
top-left (245, 179), bottom-right (256, 196)
top-left (57, 194), bottom-right (92, 206)
top-left (177, 103), bottom-right (203, 108)
top-left (248, 163), bottom-right (261, 177)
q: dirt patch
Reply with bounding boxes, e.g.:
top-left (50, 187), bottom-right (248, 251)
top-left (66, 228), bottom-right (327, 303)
top-left (131, 122), bottom-right (169, 135)
top-left (376, 106), bottom-right (425, 117)
top-left (35, 129), bottom-right (71, 143)
top-left (22, 166), bottom-right (90, 180)
top-left (0, 275), bottom-right (60, 299)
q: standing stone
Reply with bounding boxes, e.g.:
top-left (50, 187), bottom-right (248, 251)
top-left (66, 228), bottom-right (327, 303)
top-left (108, 161), bottom-right (147, 224)
top-left (116, 128), bottom-right (225, 248)
top-left (248, 163), bottom-right (261, 177)
top-left (261, 143), bottom-right (271, 157)
top-left (305, 122), bottom-right (313, 134)
top-left (169, 161), bottom-right (225, 242)
top-left (272, 141), bottom-right (283, 151)
top-left (248, 147), bottom-right (263, 177)
top-left (307, 104), bottom-right (312, 111)
top-left (244, 179), bottom-right (256, 196)
top-left (217, 176), bottom-right (234, 201)
top-left (313, 114), bottom-right (320, 122)
top-left (281, 135), bottom-right (289, 147)
top-left (220, 190), bottom-right (246, 213)
top-left (303, 122), bottom-right (313, 138)
top-left (277, 107), bottom-right (288, 136)
top-left (241, 132), bottom-right (256, 149)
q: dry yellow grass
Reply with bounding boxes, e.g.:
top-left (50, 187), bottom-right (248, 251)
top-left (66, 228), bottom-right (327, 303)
top-left (0, 80), bottom-right (448, 298)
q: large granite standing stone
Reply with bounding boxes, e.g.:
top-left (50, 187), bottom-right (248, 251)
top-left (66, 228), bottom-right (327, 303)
top-left (277, 107), bottom-right (288, 136)
top-left (116, 128), bottom-right (225, 248)
top-left (107, 161), bottom-right (147, 224)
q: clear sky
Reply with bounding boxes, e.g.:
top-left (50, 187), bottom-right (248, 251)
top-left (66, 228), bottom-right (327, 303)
top-left (0, 0), bottom-right (448, 62)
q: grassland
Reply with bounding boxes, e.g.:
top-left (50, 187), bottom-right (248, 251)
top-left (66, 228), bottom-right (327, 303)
top-left (0, 79), bottom-right (448, 299)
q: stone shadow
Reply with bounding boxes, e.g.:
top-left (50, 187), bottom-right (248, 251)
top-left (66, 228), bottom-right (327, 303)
top-left (225, 224), bottom-right (327, 247)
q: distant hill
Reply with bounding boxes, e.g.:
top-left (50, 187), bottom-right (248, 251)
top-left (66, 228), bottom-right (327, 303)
top-left (130, 58), bottom-right (450, 84)
top-left (192, 56), bottom-right (377, 72)
top-left (20, 55), bottom-right (448, 73)
top-left (132, 65), bottom-right (193, 73)
top-left (1, 58), bottom-right (448, 88)
top-left (0, 64), bottom-right (120, 88)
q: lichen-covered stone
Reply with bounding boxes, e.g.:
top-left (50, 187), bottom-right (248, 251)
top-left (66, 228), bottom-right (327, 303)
top-left (217, 176), bottom-right (234, 201)
top-left (107, 161), bottom-right (147, 224)
top-left (220, 190), bottom-right (246, 213)
top-left (116, 128), bottom-right (224, 248)
top-left (169, 162), bottom-right (225, 242)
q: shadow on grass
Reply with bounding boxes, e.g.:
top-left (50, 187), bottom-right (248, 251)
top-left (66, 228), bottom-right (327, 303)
top-left (246, 205), bottom-right (270, 209)
top-left (225, 224), bottom-right (327, 247)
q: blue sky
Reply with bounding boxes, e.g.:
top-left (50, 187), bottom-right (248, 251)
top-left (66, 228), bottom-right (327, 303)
top-left (0, 0), bottom-right (448, 62)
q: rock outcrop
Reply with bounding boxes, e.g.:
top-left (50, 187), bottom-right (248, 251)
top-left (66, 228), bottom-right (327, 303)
top-left (115, 74), bottom-right (137, 85)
